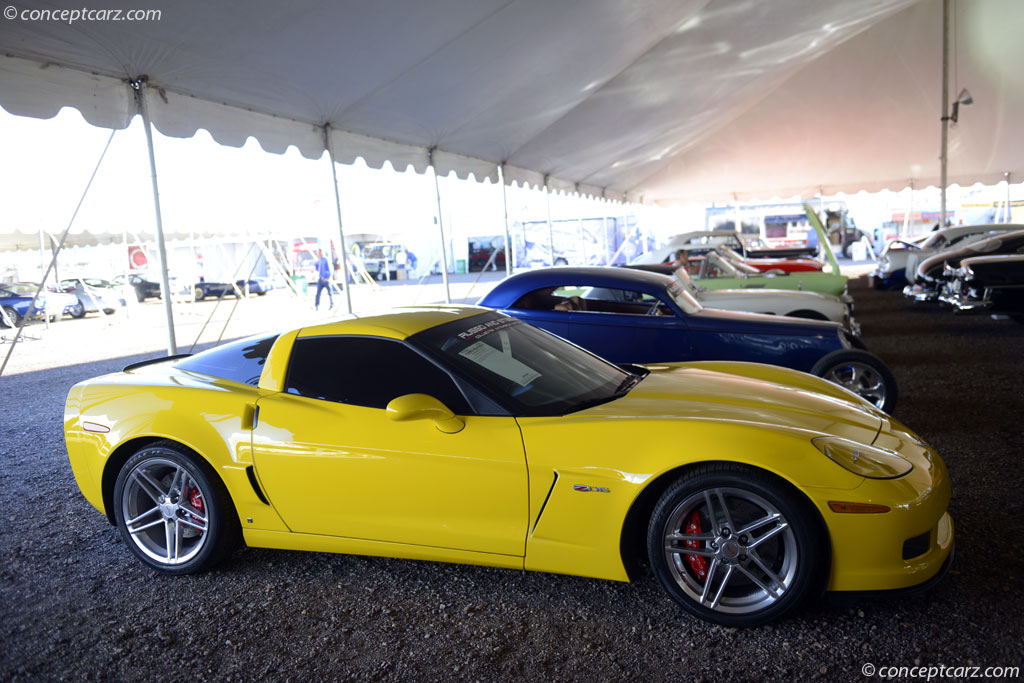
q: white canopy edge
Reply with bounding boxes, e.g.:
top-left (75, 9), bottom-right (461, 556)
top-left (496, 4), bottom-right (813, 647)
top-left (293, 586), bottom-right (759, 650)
top-left (0, 54), bottom-right (639, 203)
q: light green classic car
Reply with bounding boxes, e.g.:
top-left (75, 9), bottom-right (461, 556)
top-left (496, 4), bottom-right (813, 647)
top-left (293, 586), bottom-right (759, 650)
top-left (694, 248), bottom-right (848, 296)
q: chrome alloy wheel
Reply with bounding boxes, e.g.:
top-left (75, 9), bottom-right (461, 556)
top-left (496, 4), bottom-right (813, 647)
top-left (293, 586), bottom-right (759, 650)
top-left (120, 456), bottom-right (210, 566)
top-left (822, 361), bottom-right (887, 408)
top-left (662, 487), bottom-right (798, 614)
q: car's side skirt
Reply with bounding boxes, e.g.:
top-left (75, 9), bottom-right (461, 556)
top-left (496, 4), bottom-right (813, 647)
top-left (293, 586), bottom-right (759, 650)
top-left (243, 529), bottom-right (525, 571)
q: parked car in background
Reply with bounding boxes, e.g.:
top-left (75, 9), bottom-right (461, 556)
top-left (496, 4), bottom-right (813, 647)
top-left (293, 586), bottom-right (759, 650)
top-left (59, 277), bottom-right (127, 317)
top-left (478, 267), bottom-right (896, 412)
top-left (113, 274), bottom-right (164, 302)
top-left (193, 277), bottom-right (274, 301)
top-left (64, 307), bottom-right (951, 626)
top-left (469, 236), bottom-right (506, 272)
top-left (938, 254), bottom-right (1024, 322)
top-left (0, 282), bottom-right (47, 327)
top-left (904, 230), bottom-right (1024, 302)
top-left (681, 249), bottom-right (849, 296)
top-left (875, 224), bottom-right (1024, 290)
top-left (21, 282), bottom-right (79, 321)
top-left (625, 264), bottom-right (857, 332)
top-left (637, 231), bottom-right (818, 267)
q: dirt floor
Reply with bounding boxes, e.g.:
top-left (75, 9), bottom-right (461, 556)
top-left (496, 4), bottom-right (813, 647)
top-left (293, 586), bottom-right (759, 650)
top-left (1, 275), bottom-right (1022, 681)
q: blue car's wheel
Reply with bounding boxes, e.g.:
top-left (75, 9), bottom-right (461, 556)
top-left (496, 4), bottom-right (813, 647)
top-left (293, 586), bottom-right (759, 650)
top-left (1, 306), bottom-right (20, 328)
top-left (648, 464), bottom-right (826, 627)
top-left (113, 441), bottom-right (238, 574)
top-left (811, 349), bottom-right (897, 413)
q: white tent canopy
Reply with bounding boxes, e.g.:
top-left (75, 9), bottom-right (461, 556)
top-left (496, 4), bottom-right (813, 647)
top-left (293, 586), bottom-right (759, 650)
top-left (2, 0), bottom-right (1021, 204)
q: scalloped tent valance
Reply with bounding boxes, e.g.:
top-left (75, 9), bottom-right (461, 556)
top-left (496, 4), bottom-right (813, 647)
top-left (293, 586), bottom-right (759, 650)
top-left (1, 0), bottom-right (1022, 204)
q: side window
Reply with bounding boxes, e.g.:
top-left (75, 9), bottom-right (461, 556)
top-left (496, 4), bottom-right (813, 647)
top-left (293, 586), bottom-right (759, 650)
top-left (285, 336), bottom-right (470, 413)
top-left (576, 287), bottom-right (667, 315)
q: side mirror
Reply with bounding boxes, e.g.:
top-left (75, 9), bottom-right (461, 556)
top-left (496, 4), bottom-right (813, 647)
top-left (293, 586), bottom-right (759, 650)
top-left (386, 393), bottom-right (465, 434)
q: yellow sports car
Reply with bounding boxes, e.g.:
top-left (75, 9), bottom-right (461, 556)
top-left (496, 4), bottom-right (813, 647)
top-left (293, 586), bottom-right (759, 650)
top-left (64, 306), bottom-right (953, 626)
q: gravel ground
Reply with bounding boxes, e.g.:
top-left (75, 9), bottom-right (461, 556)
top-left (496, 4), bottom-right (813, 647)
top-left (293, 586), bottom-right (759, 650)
top-left (1, 276), bottom-right (1022, 682)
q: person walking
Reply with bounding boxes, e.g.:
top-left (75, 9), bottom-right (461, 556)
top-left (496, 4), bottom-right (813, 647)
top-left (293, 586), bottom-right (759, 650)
top-left (314, 249), bottom-right (334, 310)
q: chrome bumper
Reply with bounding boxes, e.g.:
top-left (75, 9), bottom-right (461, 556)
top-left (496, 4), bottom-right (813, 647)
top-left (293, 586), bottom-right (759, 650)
top-left (903, 284), bottom-right (938, 302)
top-left (938, 292), bottom-right (991, 312)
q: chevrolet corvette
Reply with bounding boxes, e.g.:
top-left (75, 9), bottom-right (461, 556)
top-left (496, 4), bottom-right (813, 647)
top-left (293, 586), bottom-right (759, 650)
top-left (65, 307), bottom-right (952, 626)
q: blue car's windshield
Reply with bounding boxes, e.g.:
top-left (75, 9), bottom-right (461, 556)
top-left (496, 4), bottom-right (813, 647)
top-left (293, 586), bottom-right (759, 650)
top-left (409, 312), bottom-right (638, 416)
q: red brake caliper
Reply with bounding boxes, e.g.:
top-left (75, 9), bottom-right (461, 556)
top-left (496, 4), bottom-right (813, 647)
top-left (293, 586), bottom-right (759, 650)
top-left (188, 486), bottom-right (205, 534)
top-left (684, 511), bottom-right (708, 582)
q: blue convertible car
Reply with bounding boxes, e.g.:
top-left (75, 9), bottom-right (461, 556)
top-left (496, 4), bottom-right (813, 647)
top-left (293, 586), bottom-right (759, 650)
top-left (478, 267), bottom-right (898, 412)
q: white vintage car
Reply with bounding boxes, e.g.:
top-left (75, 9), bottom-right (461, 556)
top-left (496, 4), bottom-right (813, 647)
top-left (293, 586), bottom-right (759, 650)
top-left (669, 266), bottom-right (858, 334)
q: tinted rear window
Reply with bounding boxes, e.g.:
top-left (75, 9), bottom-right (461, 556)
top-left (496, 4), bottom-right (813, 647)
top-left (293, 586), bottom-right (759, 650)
top-left (175, 334), bottom-right (278, 386)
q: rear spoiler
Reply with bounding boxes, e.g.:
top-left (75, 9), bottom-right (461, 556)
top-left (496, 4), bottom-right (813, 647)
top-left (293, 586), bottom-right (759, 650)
top-left (123, 354), bottom-right (192, 372)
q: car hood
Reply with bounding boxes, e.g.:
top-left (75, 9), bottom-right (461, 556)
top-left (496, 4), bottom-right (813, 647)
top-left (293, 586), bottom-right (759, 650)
top-left (584, 363), bottom-right (883, 443)
top-left (700, 287), bottom-right (840, 308)
top-left (685, 306), bottom-right (842, 336)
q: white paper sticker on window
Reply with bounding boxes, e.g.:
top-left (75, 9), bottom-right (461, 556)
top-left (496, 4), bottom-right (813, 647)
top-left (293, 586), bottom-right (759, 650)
top-left (459, 339), bottom-right (541, 387)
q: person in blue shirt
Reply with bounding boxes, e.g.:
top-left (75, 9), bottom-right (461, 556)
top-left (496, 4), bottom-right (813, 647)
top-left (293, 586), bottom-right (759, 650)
top-left (314, 249), bottom-right (334, 310)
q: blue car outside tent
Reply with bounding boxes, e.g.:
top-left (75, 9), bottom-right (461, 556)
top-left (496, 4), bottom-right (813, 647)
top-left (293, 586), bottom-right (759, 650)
top-left (0, 283), bottom-right (47, 326)
top-left (477, 267), bottom-right (897, 412)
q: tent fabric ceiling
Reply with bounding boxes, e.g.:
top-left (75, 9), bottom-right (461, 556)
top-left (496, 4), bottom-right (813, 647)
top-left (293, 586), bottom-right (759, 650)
top-left (0, 0), bottom-right (1021, 205)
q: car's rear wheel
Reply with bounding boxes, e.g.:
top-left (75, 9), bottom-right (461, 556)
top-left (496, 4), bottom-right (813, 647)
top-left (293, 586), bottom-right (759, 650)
top-left (69, 302), bottom-right (86, 318)
top-left (113, 441), bottom-right (238, 574)
top-left (1, 306), bottom-right (20, 328)
top-left (810, 349), bottom-right (897, 413)
top-left (648, 464), bottom-right (824, 627)
top-left (193, 286), bottom-right (205, 301)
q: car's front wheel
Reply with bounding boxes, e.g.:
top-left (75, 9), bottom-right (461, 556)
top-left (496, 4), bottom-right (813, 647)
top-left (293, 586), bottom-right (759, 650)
top-left (647, 464), bottom-right (825, 627)
top-left (69, 302), bottom-right (86, 318)
top-left (810, 349), bottom-right (897, 413)
top-left (112, 441), bottom-right (238, 574)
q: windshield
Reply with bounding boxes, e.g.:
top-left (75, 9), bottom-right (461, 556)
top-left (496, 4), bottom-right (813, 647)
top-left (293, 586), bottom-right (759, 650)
top-left (703, 251), bottom-right (740, 277)
top-left (716, 247), bottom-right (761, 273)
top-left (666, 280), bottom-right (702, 313)
top-left (5, 283), bottom-right (36, 295)
top-left (409, 312), bottom-right (637, 416)
top-left (671, 267), bottom-right (702, 296)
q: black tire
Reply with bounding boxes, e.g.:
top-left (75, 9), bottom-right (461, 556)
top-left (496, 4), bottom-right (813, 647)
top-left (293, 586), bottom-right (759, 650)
top-left (112, 441), bottom-right (239, 574)
top-left (647, 463), bottom-right (826, 627)
top-left (554, 258), bottom-right (568, 267)
top-left (69, 302), bottom-right (86, 319)
top-left (810, 349), bottom-right (897, 413)
top-left (785, 309), bottom-right (829, 321)
top-left (193, 286), bottom-right (205, 301)
top-left (135, 288), bottom-right (146, 303)
top-left (1010, 314), bottom-right (1024, 325)
top-left (1, 306), bottom-right (20, 328)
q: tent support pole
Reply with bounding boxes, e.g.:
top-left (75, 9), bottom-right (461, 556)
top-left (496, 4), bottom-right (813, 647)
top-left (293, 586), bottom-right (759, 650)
top-left (939, 0), bottom-right (951, 231)
top-left (1, 129), bottom-right (117, 378)
top-left (429, 149), bottom-right (452, 304)
top-left (544, 176), bottom-right (556, 265)
top-left (132, 78), bottom-right (177, 355)
top-left (498, 163), bottom-right (513, 276)
top-left (38, 229), bottom-right (49, 330)
top-left (323, 125), bottom-right (353, 314)
top-left (1005, 172), bottom-right (1013, 224)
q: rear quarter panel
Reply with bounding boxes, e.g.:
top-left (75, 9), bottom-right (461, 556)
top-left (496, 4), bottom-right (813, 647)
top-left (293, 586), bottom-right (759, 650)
top-left (64, 367), bottom-right (288, 532)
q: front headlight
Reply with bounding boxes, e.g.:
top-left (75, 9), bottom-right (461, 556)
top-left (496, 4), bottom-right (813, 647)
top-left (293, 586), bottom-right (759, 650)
top-left (812, 436), bottom-right (913, 479)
